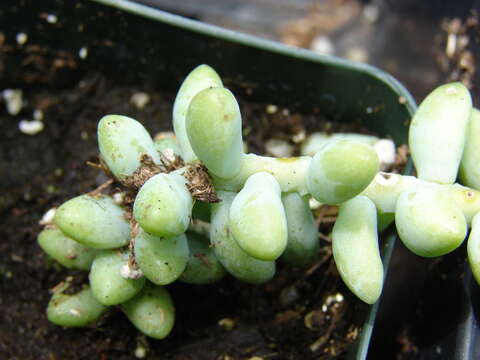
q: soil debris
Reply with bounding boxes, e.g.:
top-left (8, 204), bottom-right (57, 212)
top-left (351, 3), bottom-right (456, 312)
top-left (184, 163), bottom-right (220, 203)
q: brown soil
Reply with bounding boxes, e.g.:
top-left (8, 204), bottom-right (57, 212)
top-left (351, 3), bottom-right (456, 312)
top-left (0, 3), bottom-right (374, 359)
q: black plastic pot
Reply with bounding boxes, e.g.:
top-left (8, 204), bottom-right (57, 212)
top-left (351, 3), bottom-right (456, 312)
top-left (0, 0), bottom-right (416, 358)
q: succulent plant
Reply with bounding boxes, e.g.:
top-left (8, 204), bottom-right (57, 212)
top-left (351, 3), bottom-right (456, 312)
top-left (37, 64), bottom-right (479, 340)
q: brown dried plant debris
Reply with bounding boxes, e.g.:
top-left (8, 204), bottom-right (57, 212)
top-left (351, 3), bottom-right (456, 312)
top-left (159, 149), bottom-right (185, 172)
top-left (122, 154), bottom-right (163, 189)
top-left (392, 144), bottom-right (410, 173)
top-left (127, 219), bottom-right (141, 272)
top-left (184, 163), bottom-right (220, 203)
top-left (437, 13), bottom-right (478, 88)
top-left (87, 178), bottom-right (114, 197)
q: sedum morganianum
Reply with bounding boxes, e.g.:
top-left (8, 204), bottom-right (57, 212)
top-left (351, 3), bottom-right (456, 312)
top-left (38, 64), bottom-right (480, 340)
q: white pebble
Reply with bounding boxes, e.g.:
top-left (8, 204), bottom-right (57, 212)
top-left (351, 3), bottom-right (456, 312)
top-left (2, 89), bottom-right (23, 115)
top-left (363, 5), bottom-right (379, 24)
top-left (134, 345), bottom-right (147, 359)
top-left (265, 104), bottom-right (278, 114)
top-left (310, 36), bottom-right (334, 56)
top-left (112, 192), bottom-right (125, 205)
top-left (130, 92), bottom-right (150, 110)
top-left (346, 47), bottom-right (368, 63)
top-left (79, 47), bottom-right (88, 59)
top-left (33, 109), bottom-right (44, 121)
top-left (39, 208), bottom-right (56, 225)
top-left (46, 14), bottom-right (58, 24)
top-left (265, 138), bottom-right (294, 158)
top-left (19, 120), bottom-right (44, 135)
top-left (16, 32), bottom-right (27, 45)
top-left (374, 139), bottom-right (396, 171)
top-left (292, 129), bottom-right (306, 144)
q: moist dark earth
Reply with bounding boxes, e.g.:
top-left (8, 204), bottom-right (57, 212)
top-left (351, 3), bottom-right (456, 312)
top-left (0, 3), bottom-right (377, 359)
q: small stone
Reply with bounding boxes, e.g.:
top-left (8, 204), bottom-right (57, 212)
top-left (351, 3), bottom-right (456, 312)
top-left (346, 47), bottom-right (368, 63)
top-left (265, 138), bottom-right (294, 158)
top-left (130, 92), bottom-right (150, 110)
top-left (265, 104), bottom-right (278, 114)
top-left (33, 109), bottom-right (44, 121)
top-left (134, 345), bottom-right (147, 359)
top-left (292, 129), bottom-right (306, 143)
top-left (218, 318), bottom-right (235, 331)
top-left (2, 89), bottom-right (23, 115)
top-left (16, 32), bottom-right (27, 45)
top-left (311, 36), bottom-right (334, 56)
top-left (19, 120), bottom-right (44, 135)
top-left (46, 14), bottom-right (58, 24)
top-left (79, 47), bottom-right (88, 59)
top-left (113, 192), bottom-right (125, 205)
top-left (363, 4), bottom-right (379, 24)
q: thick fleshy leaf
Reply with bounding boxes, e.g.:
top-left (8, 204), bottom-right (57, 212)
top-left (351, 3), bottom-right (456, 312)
top-left (307, 139), bottom-right (379, 205)
top-left (173, 64), bottom-right (223, 162)
top-left (395, 184), bottom-right (467, 257)
top-left (179, 232), bottom-right (226, 285)
top-left (133, 173), bottom-right (193, 238)
top-left (89, 249), bottom-right (145, 306)
top-left (134, 230), bottom-right (189, 285)
top-left (154, 132), bottom-right (183, 158)
top-left (47, 283), bottom-right (107, 327)
top-left (332, 196), bottom-right (383, 304)
top-left (230, 172), bottom-right (287, 261)
top-left (98, 115), bottom-right (159, 181)
top-left (122, 283), bottom-right (175, 339)
top-left (54, 194), bottom-right (130, 249)
top-left (460, 108), bottom-right (480, 190)
top-left (186, 87), bottom-right (243, 178)
top-left (210, 191), bottom-right (275, 284)
top-left (468, 212), bottom-right (480, 286)
top-left (281, 193), bottom-right (319, 268)
top-left (38, 227), bottom-right (97, 270)
top-left (409, 82), bottom-right (472, 184)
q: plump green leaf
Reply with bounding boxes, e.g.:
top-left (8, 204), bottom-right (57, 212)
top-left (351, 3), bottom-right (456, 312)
top-left (54, 194), bottom-right (130, 249)
top-left (122, 282), bottom-right (175, 339)
top-left (89, 249), bottom-right (145, 305)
